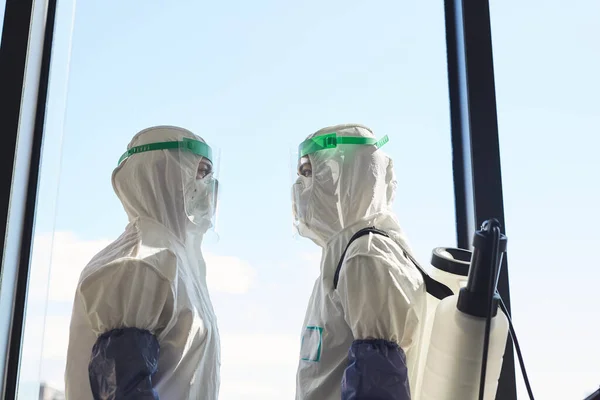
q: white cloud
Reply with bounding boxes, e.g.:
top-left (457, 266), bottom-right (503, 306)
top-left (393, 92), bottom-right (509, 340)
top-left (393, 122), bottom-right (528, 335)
top-left (204, 253), bottom-right (257, 294)
top-left (18, 314), bottom-right (72, 395)
top-left (28, 232), bottom-right (112, 304)
top-left (220, 333), bottom-right (299, 368)
top-left (219, 382), bottom-right (279, 396)
top-left (46, 233), bottom-right (113, 303)
top-left (27, 231), bottom-right (257, 304)
top-left (42, 316), bottom-right (72, 360)
top-left (217, 334), bottom-right (299, 400)
top-left (19, 315), bottom-right (46, 382)
top-left (301, 251), bottom-right (321, 265)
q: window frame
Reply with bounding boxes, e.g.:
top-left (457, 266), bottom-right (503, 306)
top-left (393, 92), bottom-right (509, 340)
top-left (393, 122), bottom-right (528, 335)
top-left (444, 0), bottom-right (517, 398)
top-left (0, 0), bottom-right (58, 397)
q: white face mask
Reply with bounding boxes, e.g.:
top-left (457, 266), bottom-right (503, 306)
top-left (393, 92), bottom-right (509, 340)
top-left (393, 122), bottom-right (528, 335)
top-left (184, 173), bottom-right (217, 231)
top-left (293, 175), bottom-right (330, 246)
top-left (292, 175), bottom-right (312, 224)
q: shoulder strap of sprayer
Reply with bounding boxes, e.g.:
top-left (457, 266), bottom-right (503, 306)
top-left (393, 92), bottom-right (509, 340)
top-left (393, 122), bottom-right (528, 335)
top-left (333, 227), bottom-right (454, 300)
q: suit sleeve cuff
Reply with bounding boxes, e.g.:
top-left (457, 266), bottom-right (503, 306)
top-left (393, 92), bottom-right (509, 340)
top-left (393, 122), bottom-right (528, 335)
top-left (88, 327), bottom-right (160, 400)
top-left (341, 339), bottom-right (411, 400)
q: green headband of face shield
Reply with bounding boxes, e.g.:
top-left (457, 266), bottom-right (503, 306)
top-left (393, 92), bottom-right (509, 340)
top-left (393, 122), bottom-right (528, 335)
top-left (298, 132), bottom-right (390, 158)
top-left (117, 137), bottom-right (213, 166)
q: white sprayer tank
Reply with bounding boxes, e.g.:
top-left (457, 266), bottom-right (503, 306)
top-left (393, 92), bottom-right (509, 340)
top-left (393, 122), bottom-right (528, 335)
top-left (419, 294), bottom-right (509, 400)
top-left (418, 221), bottom-right (510, 400)
top-left (413, 247), bottom-right (470, 400)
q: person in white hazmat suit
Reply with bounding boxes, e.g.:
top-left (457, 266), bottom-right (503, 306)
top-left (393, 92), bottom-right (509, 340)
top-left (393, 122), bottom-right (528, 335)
top-left (292, 124), bottom-right (430, 400)
top-left (65, 126), bottom-right (221, 399)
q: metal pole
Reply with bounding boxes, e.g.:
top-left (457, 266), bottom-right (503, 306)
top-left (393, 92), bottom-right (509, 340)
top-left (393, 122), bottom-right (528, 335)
top-left (444, 0), bottom-right (517, 398)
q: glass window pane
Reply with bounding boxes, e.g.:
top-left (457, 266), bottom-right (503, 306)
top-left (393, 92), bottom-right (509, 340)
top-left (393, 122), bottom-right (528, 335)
top-left (492, 1), bottom-right (600, 398)
top-left (15, 0), bottom-right (76, 398)
top-left (23, 1), bottom-right (456, 398)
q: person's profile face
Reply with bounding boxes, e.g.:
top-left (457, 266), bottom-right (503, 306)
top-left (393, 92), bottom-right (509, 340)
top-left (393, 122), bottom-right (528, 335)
top-left (197, 158), bottom-right (213, 179)
top-left (298, 156), bottom-right (312, 178)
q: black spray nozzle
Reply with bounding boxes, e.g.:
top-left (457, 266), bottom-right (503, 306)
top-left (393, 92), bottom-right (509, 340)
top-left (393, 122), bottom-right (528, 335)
top-left (457, 218), bottom-right (508, 318)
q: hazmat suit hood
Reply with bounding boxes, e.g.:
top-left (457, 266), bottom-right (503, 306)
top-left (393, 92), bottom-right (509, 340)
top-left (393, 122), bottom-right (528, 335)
top-left (112, 125), bottom-right (207, 243)
top-left (294, 123), bottom-right (411, 252)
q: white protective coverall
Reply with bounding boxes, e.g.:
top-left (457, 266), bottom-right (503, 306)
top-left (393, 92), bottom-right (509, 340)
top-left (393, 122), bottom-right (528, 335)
top-left (65, 126), bottom-right (220, 399)
top-left (292, 124), bottom-right (427, 400)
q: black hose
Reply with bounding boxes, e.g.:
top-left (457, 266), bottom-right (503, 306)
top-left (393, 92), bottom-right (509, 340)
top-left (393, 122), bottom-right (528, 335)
top-left (478, 223), bottom-right (501, 400)
top-left (499, 296), bottom-right (535, 400)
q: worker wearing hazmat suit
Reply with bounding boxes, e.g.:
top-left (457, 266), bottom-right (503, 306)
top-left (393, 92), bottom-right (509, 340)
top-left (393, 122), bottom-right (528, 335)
top-left (65, 126), bottom-right (221, 399)
top-left (292, 124), bottom-right (428, 400)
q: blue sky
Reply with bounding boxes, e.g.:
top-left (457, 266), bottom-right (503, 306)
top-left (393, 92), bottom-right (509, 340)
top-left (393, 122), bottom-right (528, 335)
top-left (0, 2), bottom-right (4, 32)
top-left (13, 0), bottom-right (600, 399)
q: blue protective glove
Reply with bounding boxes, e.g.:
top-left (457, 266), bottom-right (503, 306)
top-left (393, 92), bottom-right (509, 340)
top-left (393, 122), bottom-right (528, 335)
top-left (341, 339), bottom-right (411, 400)
top-left (88, 327), bottom-right (160, 400)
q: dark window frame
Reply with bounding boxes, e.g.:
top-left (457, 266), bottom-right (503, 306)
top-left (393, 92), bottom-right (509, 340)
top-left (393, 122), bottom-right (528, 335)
top-left (445, 0), bottom-right (517, 398)
top-left (0, 0), bottom-right (58, 397)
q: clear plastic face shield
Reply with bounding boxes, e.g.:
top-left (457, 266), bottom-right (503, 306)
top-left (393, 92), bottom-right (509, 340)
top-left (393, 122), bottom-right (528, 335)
top-left (290, 132), bottom-right (389, 240)
top-left (289, 151), bottom-right (315, 239)
top-left (178, 138), bottom-right (220, 238)
top-left (118, 138), bottom-right (221, 240)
